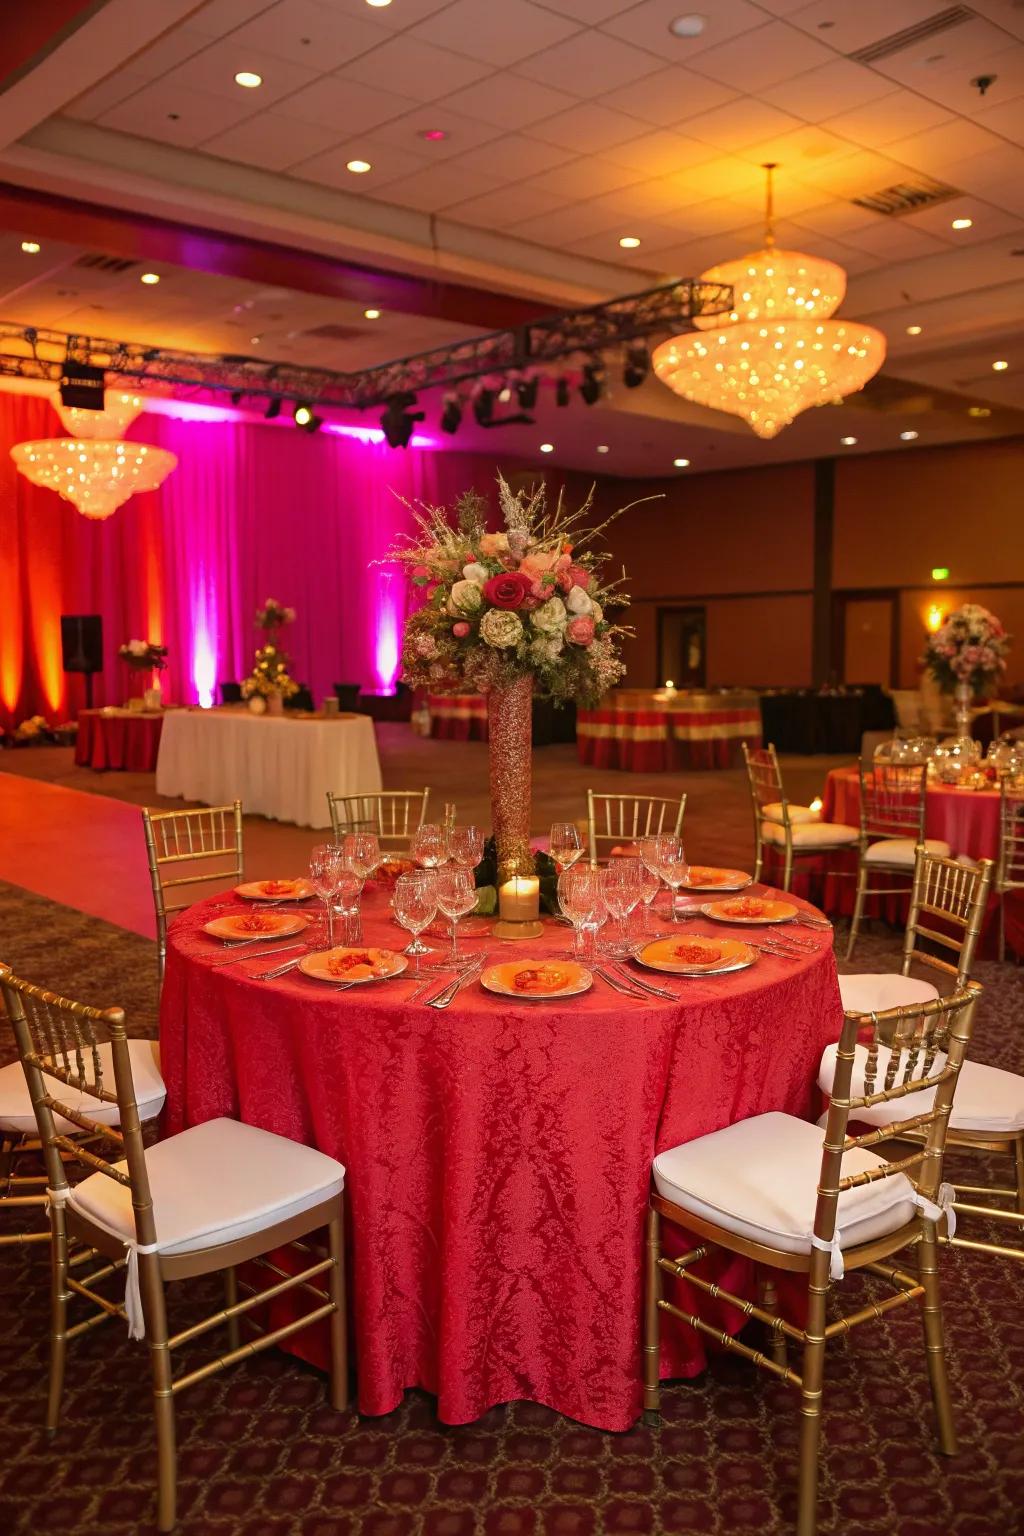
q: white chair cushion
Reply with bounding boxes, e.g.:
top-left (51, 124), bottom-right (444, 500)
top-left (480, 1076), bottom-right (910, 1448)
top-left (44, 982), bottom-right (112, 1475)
top-left (653, 1111), bottom-right (917, 1259)
top-left (863, 837), bottom-right (950, 867)
top-left (762, 802), bottom-right (819, 824)
top-left (761, 820), bottom-right (859, 847)
top-left (69, 1117), bottom-right (344, 1256)
top-left (818, 1043), bottom-right (1024, 1135)
top-left (838, 973), bottom-right (939, 1013)
top-left (0, 1040), bottom-right (165, 1136)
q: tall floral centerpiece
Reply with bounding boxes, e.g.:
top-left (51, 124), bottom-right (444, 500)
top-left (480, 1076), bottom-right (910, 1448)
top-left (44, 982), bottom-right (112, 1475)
top-left (922, 603), bottom-right (1011, 735)
top-left (242, 598), bottom-right (300, 715)
top-left (389, 475), bottom-right (632, 882)
top-left (118, 639), bottom-right (168, 708)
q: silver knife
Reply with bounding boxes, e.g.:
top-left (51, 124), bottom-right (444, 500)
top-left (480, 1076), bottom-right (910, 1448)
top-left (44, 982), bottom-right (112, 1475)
top-left (211, 943), bottom-right (303, 968)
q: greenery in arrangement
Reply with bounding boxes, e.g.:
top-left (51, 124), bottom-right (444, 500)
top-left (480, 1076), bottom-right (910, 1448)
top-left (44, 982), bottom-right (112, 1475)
top-left (470, 837), bottom-right (560, 916)
top-left (243, 596), bottom-right (300, 698)
top-left (921, 603), bottom-right (1010, 696)
top-left (387, 474), bottom-right (637, 705)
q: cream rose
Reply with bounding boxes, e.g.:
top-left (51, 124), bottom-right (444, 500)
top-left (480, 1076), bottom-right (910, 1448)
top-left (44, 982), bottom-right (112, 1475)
top-left (480, 608), bottom-right (524, 648)
top-left (450, 579), bottom-right (483, 615)
top-left (479, 532), bottom-right (509, 558)
top-left (462, 562), bottom-right (488, 586)
top-left (530, 595), bottom-right (567, 635)
top-left (566, 586), bottom-right (592, 616)
top-left (529, 635), bottom-right (563, 664)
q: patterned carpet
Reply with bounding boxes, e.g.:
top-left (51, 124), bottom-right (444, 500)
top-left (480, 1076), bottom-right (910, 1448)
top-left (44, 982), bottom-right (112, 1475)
top-left (1, 880), bottom-right (1023, 1536)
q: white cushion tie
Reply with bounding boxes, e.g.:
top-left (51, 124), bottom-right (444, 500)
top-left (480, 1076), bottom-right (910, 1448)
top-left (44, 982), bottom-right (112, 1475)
top-left (50, 1184), bottom-right (156, 1339)
top-left (911, 1182), bottom-right (957, 1238)
top-left (809, 1228), bottom-right (845, 1280)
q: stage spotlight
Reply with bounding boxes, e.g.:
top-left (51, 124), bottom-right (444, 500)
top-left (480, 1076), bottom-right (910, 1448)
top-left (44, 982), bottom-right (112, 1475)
top-left (623, 345), bottom-right (648, 389)
top-left (294, 402), bottom-right (313, 426)
top-left (580, 361), bottom-right (604, 405)
top-left (516, 377), bottom-right (539, 410)
top-left (473, 389), bottom-right (496, 426)
top-left (381, 391), bottom-right (424, 448)
top-left (264, 398), bottom-right (282, 420)
top-left (555, 377), bottom-right (570, 408)
top-left (440, 394), bottom-right (462, 434)
top-left (230, 390), bottom-right (244, 405)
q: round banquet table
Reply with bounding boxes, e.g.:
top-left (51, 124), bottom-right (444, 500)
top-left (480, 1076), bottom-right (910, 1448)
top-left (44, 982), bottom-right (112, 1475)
top-left (577, 692), bottom-right (762, 772)
top-left (75, 707), bottom-right (165, 771)
top-left (427, 693), bottom-right (487, 741)
top-left (159, 884), bottom-right (843, 1431)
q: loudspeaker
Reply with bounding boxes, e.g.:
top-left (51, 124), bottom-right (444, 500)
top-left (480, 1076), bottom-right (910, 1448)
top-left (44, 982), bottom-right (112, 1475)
top-left (61, 615), bottom-right (103, 674)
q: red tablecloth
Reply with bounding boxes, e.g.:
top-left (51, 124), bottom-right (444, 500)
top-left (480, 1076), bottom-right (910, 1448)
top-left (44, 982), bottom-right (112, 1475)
top-left (577, 705), bottom-right (761, 771)
top-left (427, 693), bottom-right (488, 741)
top-left (75, 708), bottom-right (164, 771)
top-left (160, 885), bottom-right (841, 1430)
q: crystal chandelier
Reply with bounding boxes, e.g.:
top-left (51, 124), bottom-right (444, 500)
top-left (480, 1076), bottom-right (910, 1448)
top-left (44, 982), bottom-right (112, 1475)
top-left (652, 165), bottom-right (886, 439)
top-left (11, 388), bottom-right (177, 519)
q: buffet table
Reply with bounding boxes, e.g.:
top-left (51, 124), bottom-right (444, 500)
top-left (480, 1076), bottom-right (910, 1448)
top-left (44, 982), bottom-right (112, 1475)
top-left (577, 690), bottom-right (762, 771)
top-left (155, 708), bottom-right (382, 828)
top-left (759, 690), bottom-right (895, 756)
top-left (160, 883), bottom-right (842, 1430)
top-left (75, 707), bottom-right (165, 771)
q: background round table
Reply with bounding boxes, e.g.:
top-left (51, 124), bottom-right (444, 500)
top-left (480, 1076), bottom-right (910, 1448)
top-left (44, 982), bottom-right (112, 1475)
top-left (75, 707), bottom-right (165, 771)
top-left (160, 884), bottom-right (842, 1431)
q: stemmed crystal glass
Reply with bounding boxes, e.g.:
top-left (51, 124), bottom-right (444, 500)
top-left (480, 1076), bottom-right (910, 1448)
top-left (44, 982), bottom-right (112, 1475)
top-left (656, 840), bottom-right (691, 922)
top-left (393, 870), bottom-right (438, 975)
top-left (309, 842), bottom-right (344, 948)
top-left (447, 825), bottom-right (484, 870)
top-left (601, 858), bottom-right (644, 957)
top-left (435, 867), bottom-right (477, 962)
top-left (411, 823), bottom-right (448, 869)
top-left (550, 822), bottom-right (584, 871)
top-left (637, 857), bottom-right (662, 932)
top-left (639, 835), bottom-right (672, 927)
top-left (557, 865), bottom-right (605, 964)
top-left (334, 856), bottom-right (363, 946)
top-left (341, 832), bottom-right (380, 942)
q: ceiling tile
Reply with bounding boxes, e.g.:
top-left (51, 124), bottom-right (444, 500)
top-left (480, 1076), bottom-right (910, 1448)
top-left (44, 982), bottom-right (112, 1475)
top-left (290, 139), bottom-right (429, 191)
top-left (63, 72), bottom-right (150, 122)
top-left (454, 133), bottom-right (577, 180)
top-left (516, 30), bottom-right (664, 95)
top-left (223, 0), bottom-right (390, 72)
top-left (184, 0), bottom-right (278, 38)
top-left (444, 183), bottom-right (565, 229)
top-left (529, 156), bottom-right (645, 199)
top-left (969, 0), bottom-right (1024, 42)
top-left (599, 0), bottom-right (774, 57)
top-left (368, 106), bottom-right (504, 159)
top-left (758, 58), bottom-right (895, 121)
top-left (681, 98), bottom-right (806, 152)
top-left (869, 17), bottom-right (1020, 87)
top-left (409, 0), bottom-right (581, 66)
top-left (821, 93), bottom-right (954, 151)
top-left (897, 194), bottom-right (1024, 243)
top-left (793, 148), bottom-right (917, 199)
top-left (372, 161), bottom-right (501, 213)
top-left (839, 221), bottom-right (951, 261)
top-left (334, 37), bottom-right (494, 103)
top-left (272, 0), bottom-right (455, 29)
top-left (782, 0), bottom-right (951, 55)
top-left (602, 129), bottom-right (717, 176)
top-left (97, 80), bottom-right (256, 147)
top-left (665, 197), bottom-right (758, 238)
top-left (734, 124), bottom-right (858, 171)
top-left (529, 101), bottom-right (649, 153)
top-left (597, 66), bottom-right (738, 128)
top-left (686, 21), bottom-right (838, 93)
top-left (532, 0), bottom-right (628, 20)
top-left (976, 93), bottom-right (1024, 146)
top-left (510, 202), bottom-right (627, 246)
top-left (199, 111), bottom-right (342, 171)
top-left (155, 37), bottom-right (322, 108)
top-left (659, 154), bottom-right (764, 206)
top-left (884, 120), bottom-right (1008, 176)
top-left (887, 47), bottom-right (1024, 118)
top-left (280, 76), bottom-right (419, 133)
top-left (442, 70), bottom-right (578, 130)
top-left (790, 200), bottom-right (884, 239)
top-left (584, 179), bottom-right (687, 221)
top-left (113, 25), bottom-right (210, 83)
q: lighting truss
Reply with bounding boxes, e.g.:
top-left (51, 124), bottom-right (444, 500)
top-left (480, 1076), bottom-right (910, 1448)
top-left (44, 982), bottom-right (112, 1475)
top-left (0, 277), bottom-right (731, 414)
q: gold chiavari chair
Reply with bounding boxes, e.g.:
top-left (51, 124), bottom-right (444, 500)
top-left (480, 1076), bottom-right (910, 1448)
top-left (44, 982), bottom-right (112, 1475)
top-left (846, 760), bottom-right (951, 959)
top-left (645, 984), bottom-right (981, 1536)
top-left (995, 770), bottom-right (1024, 962)
top-left (142, 800), bottom-right (244, 980)
top-left (0, 963), bottom-right (347, 1535)
top-left (742, 743), bottom-right (859, 892)
top-left (327, 788), bottom-right (429, 852)
top-left (586, 789), bottom-right (686, 866)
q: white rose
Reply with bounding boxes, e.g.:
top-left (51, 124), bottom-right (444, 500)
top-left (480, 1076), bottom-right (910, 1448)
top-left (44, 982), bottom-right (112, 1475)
top-left (128, 639), bottom-right (147, 655)
top-left (530, 595), bottom-right (567, 635)
top-left (480, 609), bottom-right (523, 648)
top-left (450, 579), bottom-right (483, 615)
top-left (530, 635), bottom-right (563, 664)
top-left (462, 562), bottom-right (488, 586)
top-left (566, 586), bottom-right (592, 616)
top-left (590, 601), bottom-right (603, 625)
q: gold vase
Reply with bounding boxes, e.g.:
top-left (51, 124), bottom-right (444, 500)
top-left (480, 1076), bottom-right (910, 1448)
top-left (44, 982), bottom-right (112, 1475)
top-left (487, 673), bottom-right (533, 885)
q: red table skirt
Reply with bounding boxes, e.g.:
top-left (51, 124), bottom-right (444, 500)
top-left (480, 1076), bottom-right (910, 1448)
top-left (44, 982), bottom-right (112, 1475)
top-left (427, 694), bottom-right (488, 741)
top-left (577, 706), bottom-right (761, 771)
top-left (75, 710), bottom-right (164, 771)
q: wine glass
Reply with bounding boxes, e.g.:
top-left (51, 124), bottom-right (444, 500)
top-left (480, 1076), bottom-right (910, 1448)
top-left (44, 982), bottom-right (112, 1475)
top-left (557, 865), bottom-right (604, 964)
top-left (637, 858), bottom-right (662, 931)
top-left (639, 835), bottom-right (672, 924)
top-left (550, 822), bottom-right (584, 871)
top-left (309, 842), bottom-right (344, 947)
top-left (656, 840), bottom-right (691, 923)
top-left (334, 857), bottom-right (363, 945)
top-left (435, 867), bottom-right (477, 962)
top-left (601, 858), bottom-right (643, 958)
top-left (393, 870), bottom-right (438, 975)
top-left (342, 832), bottom-right (380, 884)
top-left (448, 825), bottom-right (484, 870)
top-left (411, 823), bottom-right (448, 869)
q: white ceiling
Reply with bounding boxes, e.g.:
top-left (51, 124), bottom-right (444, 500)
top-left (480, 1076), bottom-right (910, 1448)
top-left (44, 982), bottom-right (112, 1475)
top-left (0, 0), bottom-right (1022, 473)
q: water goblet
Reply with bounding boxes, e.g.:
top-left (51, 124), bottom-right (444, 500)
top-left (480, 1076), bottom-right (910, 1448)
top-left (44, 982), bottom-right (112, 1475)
top-left (393, 870), bottom-right (438, 976)
top-left (656, 840), bottom-right (692, 922)
top-left (557, 865), bottom-right (604, 964)
top-left (637, 858), bottom-right (662, 931)
top-left (435, 867), bottom-right (477, 962)
top-left (412, 823), bottom-right (448, 869)
top-left (448, 825), bottom-right (484, 870)
top-left (309, 842), bottom-right (344, 947)
top-left (341, 832), bottom-right (380, 939)
top-left (601, 858), bottom-right (643, 958)
top-left (550, 821), bottom-right (584, 872)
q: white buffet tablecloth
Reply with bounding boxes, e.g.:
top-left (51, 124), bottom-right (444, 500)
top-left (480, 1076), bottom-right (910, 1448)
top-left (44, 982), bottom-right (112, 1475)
top-left (155, 709), bottom-right (382, 829)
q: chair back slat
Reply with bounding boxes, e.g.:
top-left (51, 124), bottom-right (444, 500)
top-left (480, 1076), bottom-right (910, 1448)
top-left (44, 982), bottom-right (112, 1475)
top-left (586, 790), bottom-right (685, 865)
top-left (742, 743), bottom-right (784, 812)
top-left (902, 847), bottom-right (994, 985)
top-left (142, 801), bottom-right (244, 978)
top-left (998, 772), bottom-right (1024, 890)
top-left (326, 789), bottom-right (429, 851)
top-left (858, 759), bottom-right (927, 841)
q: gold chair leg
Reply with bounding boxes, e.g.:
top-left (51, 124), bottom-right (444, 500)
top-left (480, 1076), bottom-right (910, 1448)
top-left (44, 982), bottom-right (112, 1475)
top-left (782, 841), bottom-right (794, 894)
top-left (998, 893), bottom-right (1006, 964)
top-left (46, 1201), bottom-right (69, 1433)
top-left (846, 858), bottom-right (869, 960)
top-left (796, 1259), bottom-right (828, 1536)
top-left (1014, 1135), bottom-right (1024, 1217)
top-left (757, 1269), bottom-right (787, 1369)
top-left (642, 1205), bottom-right (662, 1425)
top-left (917, 1222), bottom-right (957, 1456)
top-left (141, 1257), bottom-right (177, 1534)
top-left (223, 1267), bottom-right (241, 1352)
top-left (327, 1209), bottom-right (348, 1413)
top-left (753, 837), bottom-right (763, 886)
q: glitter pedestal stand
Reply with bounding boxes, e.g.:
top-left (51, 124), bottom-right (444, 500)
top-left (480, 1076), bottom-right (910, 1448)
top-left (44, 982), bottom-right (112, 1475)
top-left (488, 674), bottom-right (534, 888)
top-left (953, 681), bottom-right (974, 738)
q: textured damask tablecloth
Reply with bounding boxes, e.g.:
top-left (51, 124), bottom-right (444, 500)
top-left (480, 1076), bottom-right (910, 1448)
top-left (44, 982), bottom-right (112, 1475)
top-left (160, 885), bottom-right (842, 1430)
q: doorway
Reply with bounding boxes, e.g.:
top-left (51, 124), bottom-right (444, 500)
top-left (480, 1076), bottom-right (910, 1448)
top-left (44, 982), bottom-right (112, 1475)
top-left (656, 606), bottom-right (707, 688)
top-left (833, 591), bottom-right (899, 687)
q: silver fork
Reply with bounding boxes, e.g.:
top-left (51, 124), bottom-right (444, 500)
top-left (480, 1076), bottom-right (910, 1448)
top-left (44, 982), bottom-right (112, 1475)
top-left (426, 955), bottom-right (488, 1009)
top-left (612, 962), bottom-right (679, 1000)
top-left (595, 965), bottom-right (648, 999)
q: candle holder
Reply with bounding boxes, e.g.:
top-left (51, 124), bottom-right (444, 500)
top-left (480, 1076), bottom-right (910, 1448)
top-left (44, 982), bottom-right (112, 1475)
top-left (493, 874), bottom-right (543, 940)
top-left (491, 917), bottom-right (545, 941)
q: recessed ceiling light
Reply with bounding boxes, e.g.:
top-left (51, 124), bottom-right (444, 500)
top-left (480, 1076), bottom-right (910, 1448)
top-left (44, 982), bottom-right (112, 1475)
top-left (20, 240), bottom-right (40, 254)
top-left (967, 405), bottom-right (991, 418)
top-left (619, 235), bottom-right (641, 249)
top-left (540, 443), bottom-right (554, 454)
top-left (250, 335), bottom-right (261, 344)
top-left (906, 324), bottom-right (922, 336)
top-left (840, 436), bottom-right (857, 445)
top-left (668, 13), bottom-right (707, 37)
top-left (951, 217), bottom-right (973, 230)
top-left (596, 444), bottom-right (610, 454)
top-left (673, 457), bottom-right (690, 467)
top-left (234, 71), bottom-right (262, 88)
top-left (420, 128), bottom-right (447, 142)
top-left (346, 159), bottom-right (372, 174)
top-left (366, 0), bottom-right (392, 6)
top-left (992, 359), bottom-right (1009, 371)
top-left (900, 430), bottom-right (919, 441)
top-left (364, 307), bottom-right (381, 320)
top-left (140, 272), bottom-right (160, 285)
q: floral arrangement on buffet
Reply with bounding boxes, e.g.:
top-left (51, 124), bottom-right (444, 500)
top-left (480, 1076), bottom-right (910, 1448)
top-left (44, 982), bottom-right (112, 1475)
top-left (921, 603), bottom-right (1011, 697)
top-left (255, 597), bottom-right (297, 633)
top-left (391, 475), bottom-right (630, 704)
top-left (118, 639), bottom-right (168, 671)
top-left (243, 597), bottom-right (300, 708)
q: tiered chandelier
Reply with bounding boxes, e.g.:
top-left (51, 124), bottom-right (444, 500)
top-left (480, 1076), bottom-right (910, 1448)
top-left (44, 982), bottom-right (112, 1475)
top-left (652, 165), bottom-right (886, 438)
top-left (11, 389), bottom-right (177, 520)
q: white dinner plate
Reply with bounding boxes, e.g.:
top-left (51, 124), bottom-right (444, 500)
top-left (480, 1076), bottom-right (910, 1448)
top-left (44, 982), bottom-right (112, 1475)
top-left (235, 879), bottom-right (316, 902)
top-left (480, 960), bottom-right (592, 1001)
top-left (298, 947), bottom-right (407, 984)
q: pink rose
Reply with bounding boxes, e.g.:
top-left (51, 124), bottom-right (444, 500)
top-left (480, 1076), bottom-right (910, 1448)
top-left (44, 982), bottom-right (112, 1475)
top-left (555, 570), bottom-right (573, 593)
top-left (484, 572), bottom-right (533, 610)
top-left (567, 564), bottom-right (590, 589)
top-left (412, 565), bottom-right (430, 578)
top-left (452, 621), bottom-right (470, 638)
top-left (555, 553), bottom-right (571, 571)
top-left (566, 615), bottom-right (595, 647)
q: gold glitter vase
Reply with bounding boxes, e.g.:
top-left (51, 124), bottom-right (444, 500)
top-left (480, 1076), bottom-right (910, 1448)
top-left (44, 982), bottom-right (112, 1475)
top-left (488, 673), bottom-right (534, 885)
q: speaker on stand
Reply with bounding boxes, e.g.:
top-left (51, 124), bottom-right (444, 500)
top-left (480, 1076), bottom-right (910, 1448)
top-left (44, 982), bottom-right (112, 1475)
top-left (60, 615), bottom-right (103, 710)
